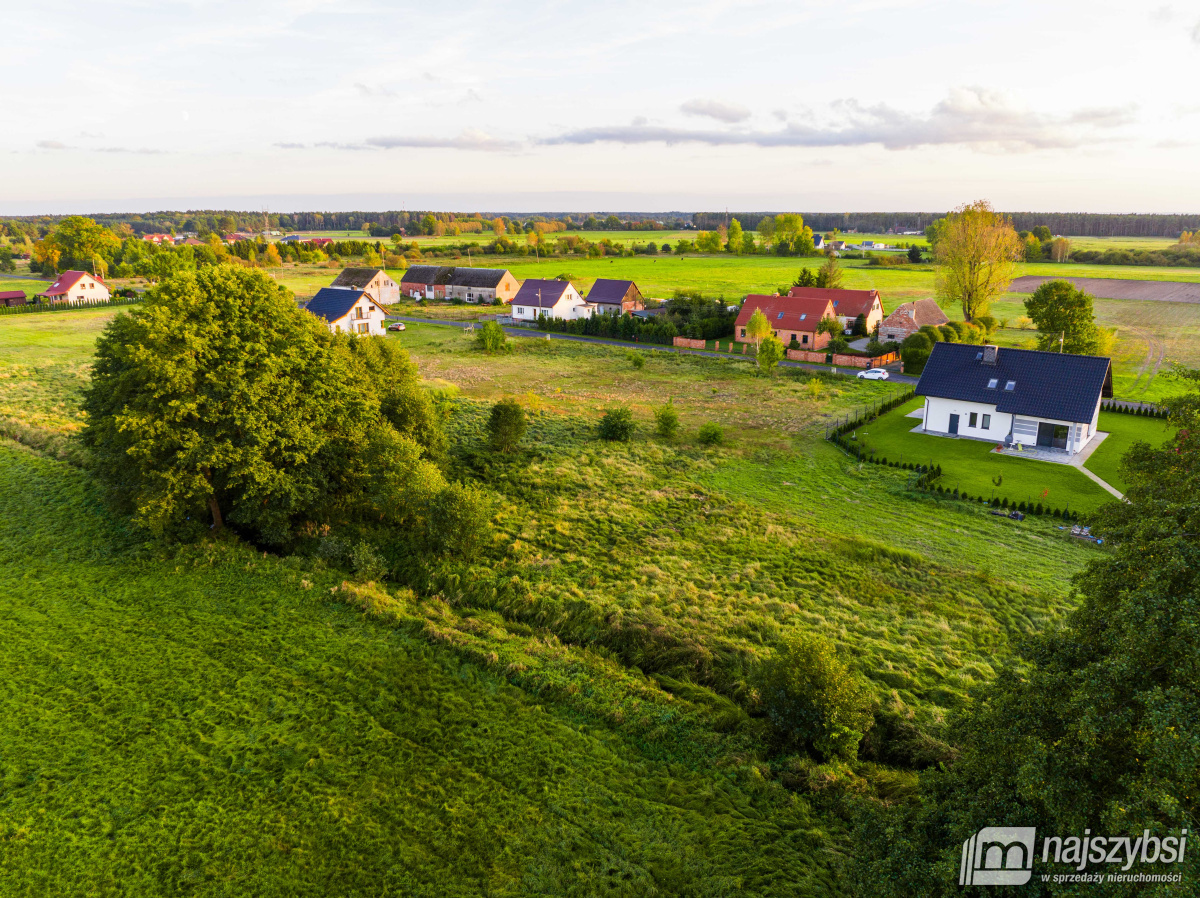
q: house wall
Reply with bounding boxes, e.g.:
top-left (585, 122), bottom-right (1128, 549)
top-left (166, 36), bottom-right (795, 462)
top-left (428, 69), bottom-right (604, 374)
top-left (734, 327), bottom-right (829, 349)
top-left (923, 397), bottom-right (1012, 443)
top-left (329, 299), bottom-right (386, 336)
top-left (53, 278), bottom-right (110, 303)
top-left (366, 273), bottom-right (399, 305)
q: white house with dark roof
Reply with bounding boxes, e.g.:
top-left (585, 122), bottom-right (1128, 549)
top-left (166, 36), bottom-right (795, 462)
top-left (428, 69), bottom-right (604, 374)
top-left (510, 279), bottom-right (592, 322)
top-left (305, 287), bottom-right (387, 336)
top-left (330, 267), bottom-right (399, 305)
top-left (915, 343), bottom-right (1113, 455)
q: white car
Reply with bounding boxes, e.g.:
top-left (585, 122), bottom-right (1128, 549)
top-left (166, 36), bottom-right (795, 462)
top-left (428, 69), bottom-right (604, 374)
top-left (857, 367), bottom-right (889, 380)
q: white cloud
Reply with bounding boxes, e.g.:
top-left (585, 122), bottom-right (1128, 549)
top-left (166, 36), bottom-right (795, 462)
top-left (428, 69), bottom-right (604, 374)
top-left (680, 98), bottom-right (751, 124)
top-left (366, 130), bottom-right (520, 152)
top-left (37, 140), bottom-right (69, 150)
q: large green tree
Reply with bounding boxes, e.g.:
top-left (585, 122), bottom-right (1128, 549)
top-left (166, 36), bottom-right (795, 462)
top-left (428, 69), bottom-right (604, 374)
top-left (42, 215), bottom-right (121, 274)
top-left (933, 201), bottom-right (1023, 321)
top-left (82, 265), bottom-right (447, 540)
top-left (854, 368), bottom-right (1200, 896)
top-left (1024, 279), bottom-right (1103, 354)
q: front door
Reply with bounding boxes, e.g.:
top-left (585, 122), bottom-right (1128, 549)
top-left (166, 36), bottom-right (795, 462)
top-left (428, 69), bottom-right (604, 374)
top-left (948, 414), bottom-right (959, 435)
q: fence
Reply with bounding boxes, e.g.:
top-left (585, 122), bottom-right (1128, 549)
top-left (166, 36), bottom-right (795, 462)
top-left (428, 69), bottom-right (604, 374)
top-left (0, 296), bottom-right (141, 316)
top-left (672, 336), bottom-right (707, 350)
top-left (787, 349), bottom-right (827, 363)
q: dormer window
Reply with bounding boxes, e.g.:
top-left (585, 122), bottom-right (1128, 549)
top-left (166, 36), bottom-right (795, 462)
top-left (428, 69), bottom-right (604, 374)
top-left (1005, 380), bottom-right (1016, 391)
top-left (987, 378), bottom-right (998, 389)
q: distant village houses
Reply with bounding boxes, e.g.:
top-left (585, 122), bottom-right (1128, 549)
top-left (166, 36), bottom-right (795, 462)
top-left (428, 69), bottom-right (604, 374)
top-left (787, 286), bottom-right (884, 334)
top-left (305, 287), bottom-right (386, 336)
top-left (586, 279), bottom-right (644, 315)
top-left (878, 299), bottom-right (948, 343)
top-left (400, 266), bottom-right (518, 304)
top-left (510, 279), bottom-right (591, 322)
top-left (330, 267), bottom-right (400, 305)
top-left (735, 294), bottom-right (838, 349)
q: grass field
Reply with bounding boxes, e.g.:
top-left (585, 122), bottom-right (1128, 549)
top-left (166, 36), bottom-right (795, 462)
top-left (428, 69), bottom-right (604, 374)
top-left (1083, 410), bottom-right (1177, 493)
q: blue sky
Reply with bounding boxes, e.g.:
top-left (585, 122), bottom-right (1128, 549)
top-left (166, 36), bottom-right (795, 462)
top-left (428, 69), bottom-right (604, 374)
top-left (4, 0), bottom-right (1200, 214)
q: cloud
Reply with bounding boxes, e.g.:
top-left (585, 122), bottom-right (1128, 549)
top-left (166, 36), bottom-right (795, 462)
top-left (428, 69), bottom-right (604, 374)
top-left (366, 130), bottom-right (520, 152)
top-left (96, 146), bottom-right (168, 154)
top-left (274, 141), bottom-right (307, 149)
top-left (680, 98), bottom-right (751, 124)
top-left (1193, 20), bottom-right (1200, 43)
top-left (544, 89), bottom-right (1136, 153)
top-left (37, 140), bottom-right (69, 150)
top-left (354, 82), bottom-right (398, 99)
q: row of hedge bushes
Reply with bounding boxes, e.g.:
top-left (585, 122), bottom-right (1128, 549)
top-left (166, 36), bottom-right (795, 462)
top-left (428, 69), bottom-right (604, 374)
top-left (1100, 400), bottom-right (1167, 418)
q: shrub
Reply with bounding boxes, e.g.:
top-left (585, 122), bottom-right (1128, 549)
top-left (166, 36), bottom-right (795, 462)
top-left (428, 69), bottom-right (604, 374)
top-left (654, 400), bottom-right (679, 440)
top-left (475, 320), bottom-right (508, 352)
top-left (349, 540), bottom-right (387, 582)
top-left (755, 633), bottom-right (874, 761)
top-left (427, 482), bottom-right (492, 556)
top-left (626, 350), bottom-right (645, 369)
top-left (757, 335), bottom-right (786, 375)
top-left (598, 407), bottom-right (635, 441)
top-left (487, 398), bottom-right (526, 452)
top-left (697, 422), bottom-right (723, 445)
top-left (974, 314), bottom-right (997, 334)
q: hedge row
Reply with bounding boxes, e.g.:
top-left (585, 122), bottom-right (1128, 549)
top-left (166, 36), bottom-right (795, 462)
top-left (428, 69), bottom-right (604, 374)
top-left (1100, 400), bottom-right (1168, 419)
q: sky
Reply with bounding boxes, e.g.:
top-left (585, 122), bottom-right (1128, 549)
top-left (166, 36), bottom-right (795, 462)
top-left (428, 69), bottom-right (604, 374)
top-left (4, 0), bottom-right (1200, 215)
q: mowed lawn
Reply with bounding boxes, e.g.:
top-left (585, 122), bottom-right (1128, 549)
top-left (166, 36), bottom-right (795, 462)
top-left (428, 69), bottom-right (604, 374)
top-left (0, 444), bottom-right (839, 898)
top-left (1084, 411), bottom-right (1177, 493)
top-left (851, 398), bottom-right (1113, 513)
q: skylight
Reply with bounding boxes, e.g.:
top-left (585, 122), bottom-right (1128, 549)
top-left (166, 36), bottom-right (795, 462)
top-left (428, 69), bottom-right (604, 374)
top-left (987, 378), bottom-right (998, 389)
top-left (800, 313), bottom-right (807, 320)
top-left (1005, 380), bottom-right (1016, 391)
top-left (777, 312), bottom-right (784, 319)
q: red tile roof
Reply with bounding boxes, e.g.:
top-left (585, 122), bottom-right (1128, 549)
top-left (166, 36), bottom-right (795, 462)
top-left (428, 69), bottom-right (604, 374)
top-left (40, 270), bottom-right (105, 297)
top-left (786, 286), bottom-right (880, 319)
top-left (0, 290), bottom-right (26, 301)
top-left (735, 294), bottom-right (835, 332)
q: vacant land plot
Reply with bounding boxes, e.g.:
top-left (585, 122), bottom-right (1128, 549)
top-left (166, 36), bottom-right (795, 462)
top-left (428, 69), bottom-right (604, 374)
top-left (1010, 276), bottom-right (1200, 303)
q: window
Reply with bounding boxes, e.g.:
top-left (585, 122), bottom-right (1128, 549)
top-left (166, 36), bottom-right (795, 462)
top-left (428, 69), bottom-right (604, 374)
top-left (517, 307), bottom-right (525, 315)
top-left (777, 312), bottom-right (784, 319)
top-left (832, 300), bottom-right (839, 307)
top-left (800, 313), bottom-right (807, 320)
top-left (1005, 380), bottom-right (1016, 391)
top-left (987, 378), bottom-right (998, 389)
top-left (790, 333), bottom-right (797, 342)
top-left (982, 414), bottom-right (991, 429)
top-left (969, 412), bottom-right (978, 427)
top-left (356, 322), bottom-right (369, 334)
top-left (802, 334), bottom-right (809, 344)
top-left (740, 327), bottom-right (746, 337)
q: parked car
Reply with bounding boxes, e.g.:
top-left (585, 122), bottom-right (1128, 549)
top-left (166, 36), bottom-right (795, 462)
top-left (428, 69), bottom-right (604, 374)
top-left (857, 367), bottom-right (889, 380)
top-left (387, 322), bottom-right (406, 332)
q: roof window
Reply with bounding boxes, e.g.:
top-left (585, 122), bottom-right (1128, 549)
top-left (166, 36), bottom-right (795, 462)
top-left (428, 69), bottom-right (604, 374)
top-left (832, 300), bottom-right (839, 307)
top-left (777, 312), bottom-right (784, 319)
top-left (800, 313), bottom-right (807, 320)
top-left (1005, 380), bottom-right (1016, 391)
top-left (987, 378), bottom-right (998, 389)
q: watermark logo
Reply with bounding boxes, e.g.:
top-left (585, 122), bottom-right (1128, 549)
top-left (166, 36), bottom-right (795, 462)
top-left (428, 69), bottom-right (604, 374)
top-left (960, 827), bottom-right (1037, 886)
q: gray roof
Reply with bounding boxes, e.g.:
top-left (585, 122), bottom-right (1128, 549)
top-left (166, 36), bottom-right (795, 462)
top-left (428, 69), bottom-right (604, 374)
top-left (512, 279), bottom-right (572, 308)
top-left (916, 343), bottom-right (1113, 424)
top-left (587, 279), bottom-right (639, 306)
top-left (306, 287), bottom-right (370, 323)
top-left (449, 268), bottom-right (511, 289)
top-left (330, 267), bottom-right (383, 289)
top-left (401, 265), bottom-right (455, 286)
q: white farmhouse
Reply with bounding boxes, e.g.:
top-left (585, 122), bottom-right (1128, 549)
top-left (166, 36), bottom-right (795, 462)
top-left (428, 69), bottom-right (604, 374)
top-left (329, 267), bottom-right (400, 305)
top-left (510, 279), bottom-right (593, 322)
top-left (39, 270), bottom-right (110, 303)
top-left (915, 343), bottom-right (1113, 456)
top-left (305, 287), bottom-right (387, 336)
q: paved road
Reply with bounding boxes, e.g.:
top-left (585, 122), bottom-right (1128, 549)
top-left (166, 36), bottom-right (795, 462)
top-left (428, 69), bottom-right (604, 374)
top-left (389, 316), bottom-right (920, 385)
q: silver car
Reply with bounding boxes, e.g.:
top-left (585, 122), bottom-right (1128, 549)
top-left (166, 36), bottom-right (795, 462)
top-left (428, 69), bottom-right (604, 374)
top-left (857, 367), bottom-right (889, 380)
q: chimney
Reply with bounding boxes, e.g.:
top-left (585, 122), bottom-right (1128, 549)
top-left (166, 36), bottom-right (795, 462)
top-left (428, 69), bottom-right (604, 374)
top-left (982, 344), bottom-right (999, 366)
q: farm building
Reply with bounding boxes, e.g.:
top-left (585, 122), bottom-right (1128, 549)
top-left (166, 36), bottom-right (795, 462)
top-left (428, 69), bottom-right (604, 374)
top-left (400, 265), bottom-right (456, 300)
top-left (787, 286), bottom-right (884, 335)
top-left (446, 268), bottom-right (519, 304)
top-left (330, 267), bottom-right (400, 305)
top-left (39, 271), bottom-right (110, 303)
top-left (0, 290), bottom-right (26, 307)
top-left (915, 343), bottom-right (1113, 456)
top-left (510, 279), bottom-right (592, 322)
top-left (305, 287), bottom-right (387, 336)
top-left (586, 279), bottom-right (644, 314)
top-left (735, 294), bottom-right (837, 349)
top-left (878, 298), bottom-right (948, 343)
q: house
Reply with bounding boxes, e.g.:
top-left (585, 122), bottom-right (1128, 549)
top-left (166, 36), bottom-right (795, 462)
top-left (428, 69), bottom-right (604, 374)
top-left (734, 294), bottom-right (837, 349)
top-left (510, 279), bottom-right (592, 321)
top-left (305, 287), bottom-right (386, 336)
top-left (0, 290), bottom-right (26, 307)
top-left (330, 267), bottom-right (400, 305)
top-left (787, 286), bottom-right (884, 334)
top-left (828, 240), bottom-right (847, 251)
top-left (915, 343), bottom-right (1113, 456)
top-left (812, 234), bottom-right (824, 249)
top-left (400, 265), bottom-right (456, 300)
top-left (586, 279), bottom-right (644, 314)
top-left (308, 237), bottom-right (333, 247)
top-left (878, 298), bottom-right (949, 343)
top-left (446, 268), bottom-right (519, 304)
top-left (39, 271), bottom-right (110, 303)
top-left (179, 237), bottom-right (205, 246)
top-left (141, 233), bottom-right (173, 244)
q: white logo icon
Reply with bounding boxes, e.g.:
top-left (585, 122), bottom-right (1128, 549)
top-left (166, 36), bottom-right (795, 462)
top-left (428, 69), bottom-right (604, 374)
top-left (960, 827), bottom-right (1037, 886)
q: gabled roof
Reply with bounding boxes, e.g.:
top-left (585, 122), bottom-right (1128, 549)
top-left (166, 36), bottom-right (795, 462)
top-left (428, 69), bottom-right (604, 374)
top-left (881, 298), bottom-right (947, 329)
top-left (512, 279), bottom-right (573, 308)
top-left (735, 294), bottom-right (834, 332)
top-left (331, 267), bottom-right (383, 289)
top-left (0, 291), bottom-right (26, 301)
top-left (449, 268), bottom-right (511, 289)
top-left (306, 287), bottom-right (375, 323)
top-left (40, 270), bottom-right (103, 297)
top-left (916, 343), bottom-right (1113, 424)
top-left (587, 278), bottom-right (639, 305)
top-left (787, 286), bottom-right (880, 318)
top-left (400, 265), bottom-right (455, 286)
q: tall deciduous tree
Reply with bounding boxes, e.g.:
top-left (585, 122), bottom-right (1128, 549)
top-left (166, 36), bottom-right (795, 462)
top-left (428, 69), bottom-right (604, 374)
top-left (745, 307), bottom-right (772, 347)
top-left (726, 218), bottom-right (744, 254)
top-left (1024, 280), bottom-right (1103, 354)
top-left (933, 201), bottom-right (1022, 321)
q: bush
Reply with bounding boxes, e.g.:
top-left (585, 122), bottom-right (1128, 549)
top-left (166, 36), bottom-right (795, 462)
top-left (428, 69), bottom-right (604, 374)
top-left (349, 540), bottom-right (387, 582)
top-left (755, 633), bottom-right (874, 761)
top-left (598, 407), bottom-right (635, 441)
top-left (626, 350), bottom-right (645, 369)
top-left (487, 398), bottom-right (526, 452)
top-left (974, 314), bottom-right (997, 334)
top-left (697, 422), bottom-right (723, 445)
top-left (475, 320), bottom-right (507, 352)
top-left (426, 482), bottom-right (492, 556)
top-left (654, 400), bottom-right (679, 440)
